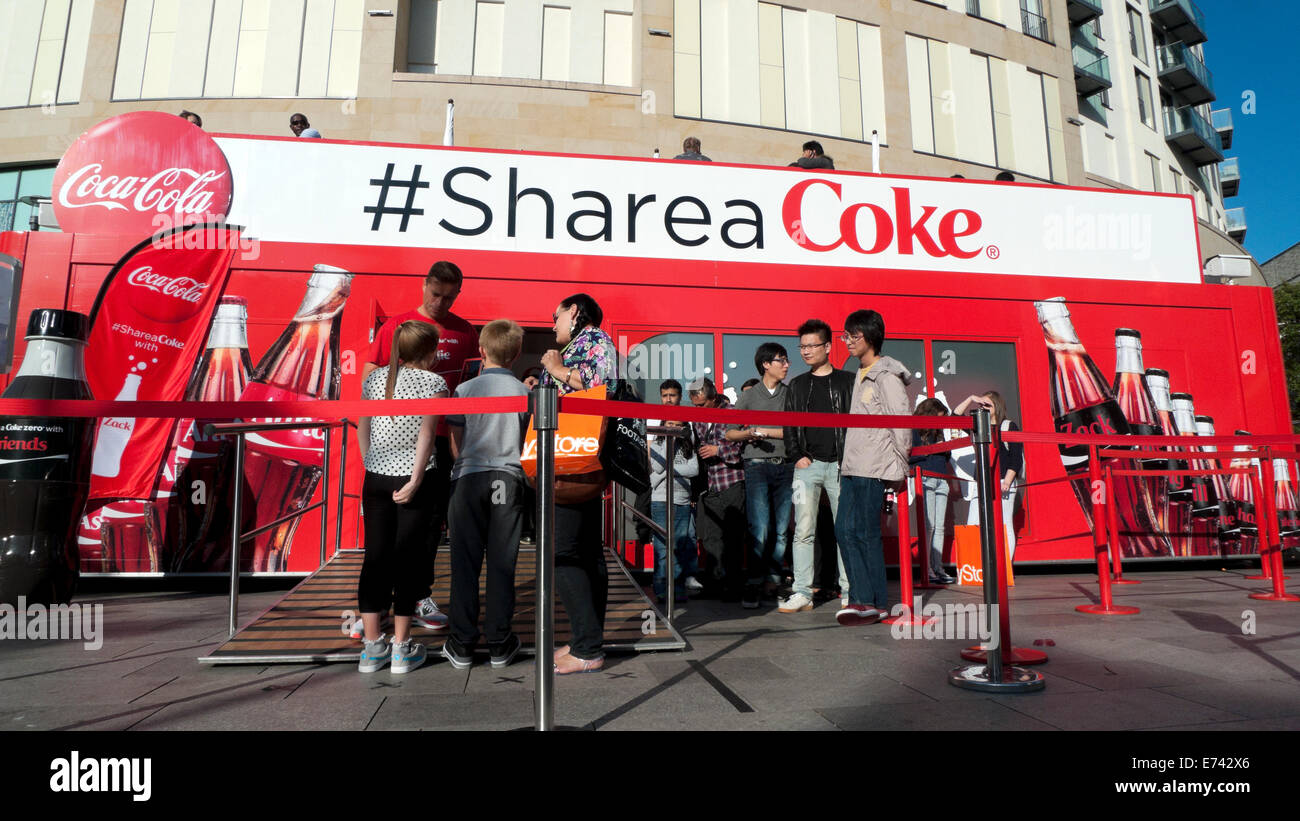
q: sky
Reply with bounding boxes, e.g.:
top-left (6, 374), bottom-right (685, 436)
top-left (1199, 0), bottom-right (1300, 264)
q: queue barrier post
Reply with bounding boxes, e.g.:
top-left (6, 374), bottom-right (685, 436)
top-left (1076, 447), bottom-right (1139, 616)
top-left (228, 433), bottom-right (245, 639)
top-left (532, 384), bottom-right (559, 730)
top-left (1105, 464), bottom-right (1140, 585)
top-left (1250, 452), bottom-right (1300, 603)
top-left (949, 407), bottom-right (1043, 692)
top-left (884, 465), bottom-right (929, 627)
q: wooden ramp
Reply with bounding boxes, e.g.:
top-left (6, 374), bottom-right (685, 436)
top-left (201, 548), bottom-right (686, 664)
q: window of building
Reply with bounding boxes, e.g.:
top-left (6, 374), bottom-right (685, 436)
top-left (1135, 69), bottom-right (1155, 129)
top-left (0, 0), bottom-right (94, 108)
top-left (844, 339), bottom-right (926, 409)
top-left (410, 0), bottom-right (633, 87)
top-left (1170, 168), bottom-right (1182, 193)
top-left (1147, 152), bottom-right (1162, 192)
top-left (0, 165), bottom-right (56, 232)
top-left (1019, 0), bottom-right (1050, 43)
top-left (676, 1), bottom-right (888, 144)
top-left (723, 334), bottom-right (808, 398)
top-left (113, 0), bottom-right (363, 100)
top-left (1127, 5), bottom-right (1146, 63)
top-left (627, 332), bottom-right (715, 404)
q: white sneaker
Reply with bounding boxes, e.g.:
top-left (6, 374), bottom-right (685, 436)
top-left (684, 576), bottom-right (704, 593)
top-left (778, 592), bottom-right (814, 613)
top-left (349, 618), bottom-right (365, 640)
top-left (413, 597), bottom-right (448, 630)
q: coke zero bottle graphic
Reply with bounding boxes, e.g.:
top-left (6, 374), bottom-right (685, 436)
top-left (1273, 458), bottom-right (1300, 542)
top-left (1193, 415), bottom-right (1241, 543)
top-left (1110, 329), bottom-right (1172, 557)
top-left (1035, 297), bottom-right (1129, 530)
top-left (1170, 394), bottom-right (1220, 521)
top-left (240, 265), bottom-right (351, 572)
top-left (0, 310), bottom-right (94, 605)
top-left (1144, 369), bottom-right (1193, 503)
top-left (166, 296), bottom-right (254, 572)
top-left (1227, 431), bottom-right (1258, 540)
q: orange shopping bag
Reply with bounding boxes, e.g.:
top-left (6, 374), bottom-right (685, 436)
top-left (952, 525), bottom-right (1015, 587)
top-left (521, 385), bottom-right (607, 502)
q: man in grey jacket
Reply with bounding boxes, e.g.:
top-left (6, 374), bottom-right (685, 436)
top-left (834, 310), bottom-right (911, 626)
top-left (648, 380), bottom-right (701, 602)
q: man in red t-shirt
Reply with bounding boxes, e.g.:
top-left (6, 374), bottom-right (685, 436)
top-left (362, 260), bottom-right (476, 630)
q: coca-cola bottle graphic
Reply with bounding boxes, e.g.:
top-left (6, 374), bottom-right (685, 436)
top-left (1144, 369), bottom-right (1193, 503)
top-left (166, 296), bottom-right (255, 572)
top-left (1170, 394), bottom-right (1221, 521)
top-left (0, 309), bottom-right (94, 605)
top-left (91, 371), bottom-right (141, 478)
top-left (98, 499), bottom-right (163, 572)
top-left (1110, 330), bottom-right (1172, 558)
top-left (240, 266), bottom-right (351, 572)
top-left (1193, 415), bottom-right (1241, 544)
top-left (1227, 431), bottom-right (1258, 541)
top-left (1273, 458), bottom-right (1300, 542)
top-left (1035, 298), bottom-right (1129, 530)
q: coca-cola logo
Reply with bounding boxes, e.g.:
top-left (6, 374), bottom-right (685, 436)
top-left (127, 267), bottom-right (207, 304)
top-left (53, 112), bottom-right (233, 237)
top-left (121, 261), bottom-right (212, 324)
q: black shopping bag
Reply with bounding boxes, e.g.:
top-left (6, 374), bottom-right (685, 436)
top-left (599, 379), bottom-right (650, 493)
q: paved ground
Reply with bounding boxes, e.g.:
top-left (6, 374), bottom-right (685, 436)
top-left (2, 565), bottom-right (1298, 732)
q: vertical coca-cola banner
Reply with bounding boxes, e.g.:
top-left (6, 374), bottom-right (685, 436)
top-left (85, 224), bottom-right (241, 501)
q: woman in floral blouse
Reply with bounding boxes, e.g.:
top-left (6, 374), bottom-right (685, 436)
top-left (540, 294), bottom-right (617, 674)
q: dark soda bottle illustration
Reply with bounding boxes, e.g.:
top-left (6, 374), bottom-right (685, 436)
top-left (1170, 394), bottom-right (1221, 521)
top-left (1193, 415), bottom-right (1241, 545)
top-left (1227, 431), bottom-right (1258, 541)
top-left (1110, 329), bottom-right (1172, 557)
top-left (166, 296), bottom-right (254, 571)
top-left (1144, 368), bottom-right (1193, 503)
top-left (240, 265), bottom-right (351, 572)
top-left (0, 309), bottom-right (94, 604)
top-left (1273, 458), bottom-right (1300, 542)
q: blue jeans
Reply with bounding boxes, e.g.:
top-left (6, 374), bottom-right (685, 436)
top-left (651, 500), bottom-right (698, 598)
top-left (744, 461), bottom-right (794, 585)
top-left (835, 475), bottom-right (888, 609)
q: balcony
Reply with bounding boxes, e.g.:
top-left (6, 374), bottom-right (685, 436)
top-left (1225, 207), bottom-right (1246, 242)
top-left (1211, 107), bottom-right (1233, 150)
top-left (1163, 105), bottom-right (1223, 165)
top-left (1021, 8), bottom-right (1051, 42)
top-left (1149, 0), bottom-right (1208, 46)
top-left (1156, 42), bottom-right (1215, 105)
top-left (1219, 157), bottom-right (1239, 198)
top-left (1067, 0), bottom-right (1103, 24)
top-left (1072, 43), bottom-right (1112, 95)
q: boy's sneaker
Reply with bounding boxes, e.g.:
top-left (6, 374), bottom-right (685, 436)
top-left (413, 597), bottom-right (448, 630)
top-left (684, 576), bottom-right (704, 593)
top-left (741, 585), bottom-right (760, 609)
top-left (836, 604), bottom-right (882, 627)
top-left (489, 633), bottom-right (521, 669)
top-left (390, 638), bottom-right (427, 674)
top-left (778, 592), bottom-right (814, 613)
top-left (358, 634), bottom-right (391, 673)
top-left (349, 618), bottom-right (365, 640)
top-left (440, 636), bottom-right (474, 669)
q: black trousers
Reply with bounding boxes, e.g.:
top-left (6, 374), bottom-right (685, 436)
top-left (419, 436), bottom-right (453, 597)
top-left (696, 481), bottom-right (747, 590)
top-left (447, 471), bottom-right (524, 648)
top-left (554, 497), bottom-right (607, 660)
top-left (359, 470), bottom-right (436, 616)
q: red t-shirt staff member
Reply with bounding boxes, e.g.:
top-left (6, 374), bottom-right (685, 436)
top-left (361, 260), bottom-right (476, 631)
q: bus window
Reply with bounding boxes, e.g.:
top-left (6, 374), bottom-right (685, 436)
top-left (843, 338), bottom-right (926, 409)
top-left (626, 332), bottom-right (714, 402)
top-left (929, 340), bottom-right (1021, 423)
top-left (723, 333), bottom-right (806, 400)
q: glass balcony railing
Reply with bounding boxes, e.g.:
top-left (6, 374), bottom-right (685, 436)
top-left (1072, 43), bottom-right (1111, 93)
top-left (1074, 22), bottom-right (1101, 51)
top-left (1219, 157), bottom-right (1240, 197)
top-left (1156, 42), bottom-right (1215, 103)
top-left (1225, 207), bottom-right (1246, 239)
top-left (1066, 0), bottom-right (1103, 25)
top-left (1021, 8), bottom-right (1050, 42)
top-left (1211, 107), bottom-right (1233, 149)
top-left (1149, 0), bottom-right (1208, 46)
top-left (1164, 105), bottom-right (1223, 164)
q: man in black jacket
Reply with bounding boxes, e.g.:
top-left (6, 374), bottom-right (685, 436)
top-left (779, 319), bottom-right (855, 613)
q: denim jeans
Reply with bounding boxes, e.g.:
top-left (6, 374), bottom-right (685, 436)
top-left (922, 475), bottom-right (949, 571)
top-left (651, 501), bottom-right (698, 597)
top-left (744, 461), bottom-right (794, 585)
top-left (835, 475), bottom-right (888, 609)
top-left (791, 459), bottom-right (843, 597)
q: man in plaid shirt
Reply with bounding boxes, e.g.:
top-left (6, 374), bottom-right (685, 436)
top-left (688, 378), bottom-right (747, 601)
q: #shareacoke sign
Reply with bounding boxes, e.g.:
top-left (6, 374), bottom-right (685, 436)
top-left (215, 136), bottom-right (1202, 284)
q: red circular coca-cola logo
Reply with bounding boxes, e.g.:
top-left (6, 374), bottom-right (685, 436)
top-left (53, 111), bottom-right (233, 237)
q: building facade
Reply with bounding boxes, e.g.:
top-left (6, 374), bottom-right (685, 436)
top-left (0, 0), bottom-right (1256, 280)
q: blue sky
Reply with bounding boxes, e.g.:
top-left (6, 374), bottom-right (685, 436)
top-left (1199, 0), bottom-right (1300, 263)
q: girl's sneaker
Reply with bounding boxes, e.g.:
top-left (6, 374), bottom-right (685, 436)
top-left (390, 639), bottom-right (427, 674)
top-left (359, 634), bottom-right (391, 673)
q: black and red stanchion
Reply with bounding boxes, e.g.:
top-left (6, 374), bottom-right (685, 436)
top-left (1077, 446), bottom-right (1140, 616)
top-left (949, 407), bottom-right (1043, 692)
top-left (882, 469), bottom-right (933, 628)
top-left (1249, 454), bottom-right (1300, 603)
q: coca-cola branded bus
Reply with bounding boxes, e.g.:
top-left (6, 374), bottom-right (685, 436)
top-left (0, 113), bottom-right (1289, 574)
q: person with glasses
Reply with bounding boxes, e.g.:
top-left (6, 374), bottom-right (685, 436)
top-left (835, 311), bottom-right (912, 626)
top-left (289, 113), bottom-right (322, 138)
top-left (361, 261), bottom-right (477, 634)
top-left (779, 319), bottom-right (855, 613)
top-left (726, 342), bottom-right (792, 609)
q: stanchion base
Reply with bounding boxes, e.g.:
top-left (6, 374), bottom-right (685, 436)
top-left (510, 725), bottom-right (588, 732)
top-left (948, 664), bottom-right (1045, 693)
top-left (960, 646), bottom-right (1049, 665)
top-left (1247, 592), bottom-right (1300, 602)
top-left (1075, 603), bottom-right (1141, 615)
top-left (1110, 578), bottom-right (1141, 585)
top-left (1245, 574), bottom-right (1290, 581)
